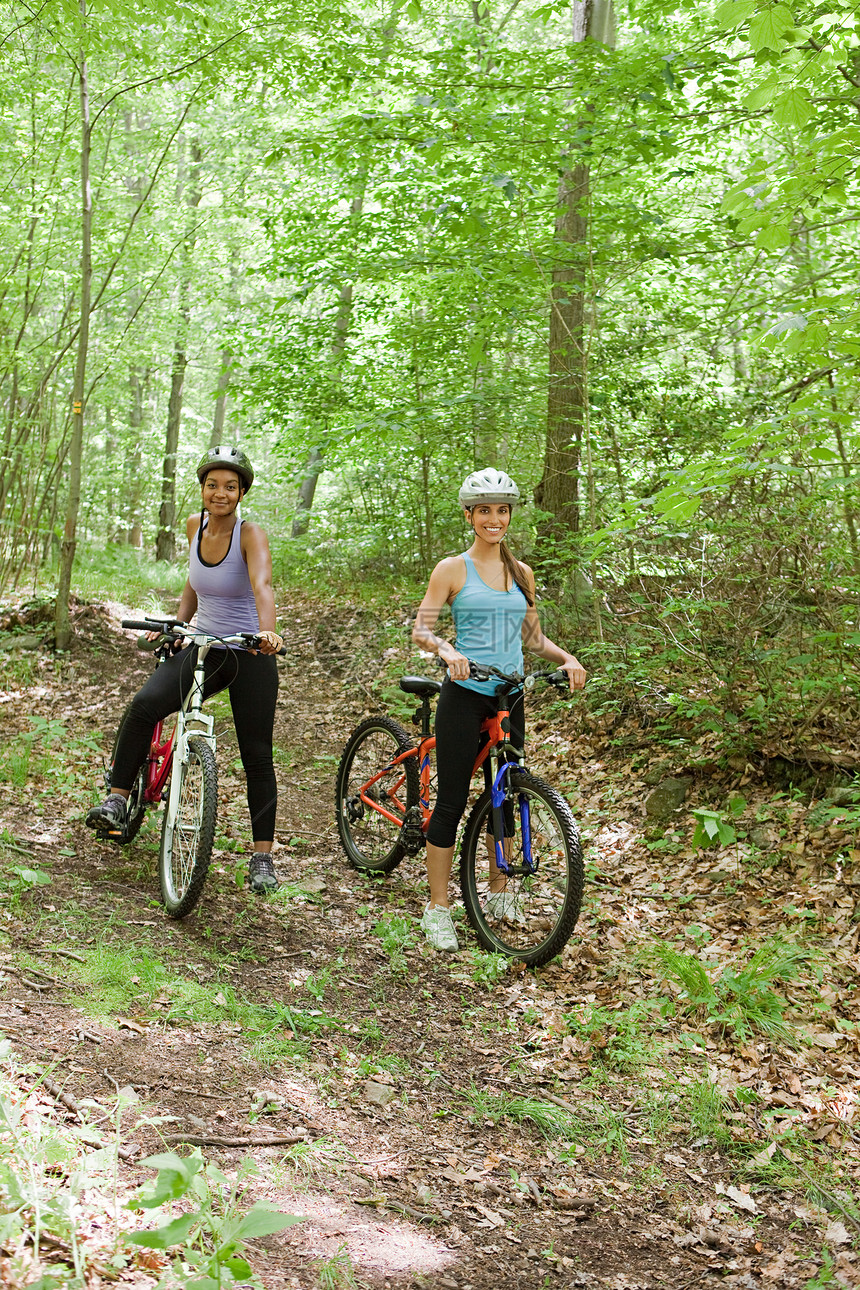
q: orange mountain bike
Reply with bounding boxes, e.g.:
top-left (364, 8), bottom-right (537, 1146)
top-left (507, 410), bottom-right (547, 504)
top-left (335, 662), bottom-right (583, 967)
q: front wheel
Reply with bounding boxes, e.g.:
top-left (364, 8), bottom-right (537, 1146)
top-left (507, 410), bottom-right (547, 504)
top-left (159, 736), bottom-right (217, 918)
top-left (335, 717), bottom-right (419, 874)
top-left (459, 770), bottom-right (584, 968)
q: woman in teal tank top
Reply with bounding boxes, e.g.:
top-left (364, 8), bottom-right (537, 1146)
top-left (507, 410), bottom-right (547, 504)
top-left (411, 468), bottom-right (586, 953)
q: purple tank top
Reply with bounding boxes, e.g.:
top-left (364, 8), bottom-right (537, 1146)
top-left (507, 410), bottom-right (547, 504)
top-left (189, 520), bottom-right (259, 638)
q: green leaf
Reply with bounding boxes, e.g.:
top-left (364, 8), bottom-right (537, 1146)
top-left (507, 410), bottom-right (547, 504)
top-left (652, 489), bottom-right (702, 522)
top-left (772, 87), bottom-right (814, 128)
top-left (714, 0), bottom-right (757, 28)
top-left (748, 5), bottom-right (793, 51)
top-left (130, 1152), bottom-right (205, 1207)
top-left (126, 1213), bottom-right (198, 1250)
top-left (756, 223), bottom-right (791, 251)
top-left (234, 1204), bottom-right (304, 1239)
top-left (743, 74), bottom-right (780, 110)
top-left (808, 447), bottom-right (839, 462)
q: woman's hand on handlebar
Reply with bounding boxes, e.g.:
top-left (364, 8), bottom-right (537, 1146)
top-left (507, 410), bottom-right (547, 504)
top-left (253, 630), bottom-right (284, 656)
top-left (438, 641), bottom-right (470, 682)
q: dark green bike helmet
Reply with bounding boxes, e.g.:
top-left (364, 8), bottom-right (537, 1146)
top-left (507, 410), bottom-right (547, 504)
top-left (196, 445), bottom-right (254, 493)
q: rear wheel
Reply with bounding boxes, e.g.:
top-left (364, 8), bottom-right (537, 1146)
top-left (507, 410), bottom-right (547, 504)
top-left (459, 770), bottom-right (583, 967)
top-left (335, 717), bottom-right (419, 874)
top-left (159, 736), bottom-right (217, 918)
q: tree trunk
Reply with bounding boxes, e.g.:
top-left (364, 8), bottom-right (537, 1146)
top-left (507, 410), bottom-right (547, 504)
top-left (538, 0), bottom-right (615, 533)
top-left (211, 346), bottom-right (233, 445)
top-left (211, 246), bottom-right (241, 446)
top-left (291, 238), bottom-right (357, 537)
top-left (54, 5), bottom-right (91, 651)
top-left (156, 138), bottom-right (202, 562)
top-left (291, 6), bottom-right (400, 537)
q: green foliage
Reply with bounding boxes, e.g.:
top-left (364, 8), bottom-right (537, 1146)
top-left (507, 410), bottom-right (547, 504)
top-left (653, 938), bottom-right (810, 1043)
top-left (462, 1086), bottom-right (577, 1140)
top-left (803, 1251), bottom-right (837, 1289)
top-left (126, 1150), bottom-right (301, 1284)
top-left (372, 914), bottom-right (418, 974)
top-left (691, 796), bottom-right (747, 849)
top-left (313, 1241), bottom-right (360, 1290)
top-left (565, 1002), bottom-right (653, 1071)
top-left (0, 1041), bottom-right (185, 1286)
top-left (4, 866), bottom-right (52, 911)
top-left (466, 951), bottom-right (510, 988)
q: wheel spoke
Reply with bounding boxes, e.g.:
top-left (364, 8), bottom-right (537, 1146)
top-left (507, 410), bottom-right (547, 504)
top-left (335, 718), bottom-right (419, 873)
top-left (460, 771), bottom-right (583, 966)
top-left (159, 737), bottom-right (217, 918)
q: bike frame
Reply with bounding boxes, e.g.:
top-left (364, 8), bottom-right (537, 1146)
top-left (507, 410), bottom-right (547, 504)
top-left (358, 694), bottom-right (528, 876)
top-left (139, 638), bottom-right (217, 809)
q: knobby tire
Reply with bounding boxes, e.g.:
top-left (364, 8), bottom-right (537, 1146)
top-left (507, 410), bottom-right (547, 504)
top-left (459, 770), bottom-right (583, 967)
top-left (159, 735), bottom-right (217, 918)
top-left (335, 717), bottom-right (419, 874)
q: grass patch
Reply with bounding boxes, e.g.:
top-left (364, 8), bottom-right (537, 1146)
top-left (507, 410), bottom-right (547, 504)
top-left (71, 542), bottom-right (187, 607)
top-left (372, 914), bottom-right (418, 974)
top-left (463, 1086), bottom-right (578, 1139)
top-left (37, 938), bottom-right (345, 1066)
top-left (0, 716), bottom-right (102, 800)
top-left (565, 1001), bottom-right (655, 1071)
top-left (651, 937), bottom-right (811, 1044)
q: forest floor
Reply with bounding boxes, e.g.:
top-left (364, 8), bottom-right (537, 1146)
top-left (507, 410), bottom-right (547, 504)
top-left (0, 592), bottom-right (859, 1289)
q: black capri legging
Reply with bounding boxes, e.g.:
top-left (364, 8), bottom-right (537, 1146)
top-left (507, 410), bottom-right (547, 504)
top-left (111, 646), bottom-right (279, 843)
top-left (425, 678), bottom-right (524, 849)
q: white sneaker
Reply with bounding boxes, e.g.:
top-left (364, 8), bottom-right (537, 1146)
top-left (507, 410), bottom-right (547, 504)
top-left (484, 891), bottom-right (527, 924)
top-left (421, 904), bottom-right (459, 952)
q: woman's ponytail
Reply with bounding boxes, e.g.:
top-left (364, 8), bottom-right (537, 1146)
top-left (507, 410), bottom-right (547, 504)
top-left (500, 541), bottom-right (534, 606)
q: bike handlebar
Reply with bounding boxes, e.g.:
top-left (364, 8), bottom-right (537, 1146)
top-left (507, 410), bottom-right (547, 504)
top-left (120, 618), bottom-right (287, 655)
top-left (434, 654), bottom-right (568, 691)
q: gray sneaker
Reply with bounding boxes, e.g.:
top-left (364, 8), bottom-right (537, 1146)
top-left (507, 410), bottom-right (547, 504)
top-left (421, 904), bottom-right (459, 952)
top-left (484, 891), bottom-right (527, 924)
top-left (247, 852), bottom-right (280, 895)
top-left (86, 794), bottom-right (127, 834)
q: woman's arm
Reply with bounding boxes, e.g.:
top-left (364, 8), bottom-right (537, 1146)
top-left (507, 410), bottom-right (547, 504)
top-left (241, 523), bottom-right (281, 653)
top-left (176, 578), bottom-right (198, 625)
top-left (412, 557), bottom-right (470, 681)
top-left (520, 565), bottom-right (586, 691)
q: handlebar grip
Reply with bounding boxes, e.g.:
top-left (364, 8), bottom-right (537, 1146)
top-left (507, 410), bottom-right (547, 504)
top-left (242, 633), bottom-right (288, 656)
top-left (121, 618), bottom-right (180, 634)
top-left (122, 619), bottom-right (160, 632)
top-left (547, 669), bottom-right (568, 687)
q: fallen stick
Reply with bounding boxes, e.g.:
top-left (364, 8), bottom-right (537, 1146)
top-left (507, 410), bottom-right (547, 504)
top-left (163, 1131), bottom-right (309, 1148)
top-left (38, 1074), bottom-right (137, 1162)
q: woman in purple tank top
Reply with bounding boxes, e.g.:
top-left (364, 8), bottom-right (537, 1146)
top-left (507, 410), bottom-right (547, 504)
top-left (411, 468), bottom-right (587, 952)
top-left (86, 446), bottom-right (284, 896)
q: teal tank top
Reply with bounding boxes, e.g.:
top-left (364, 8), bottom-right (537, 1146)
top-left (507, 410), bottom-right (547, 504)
top-left (451, 552), bottom-right (526, 695)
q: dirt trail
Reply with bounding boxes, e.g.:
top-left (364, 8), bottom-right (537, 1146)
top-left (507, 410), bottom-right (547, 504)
top-left (0, 595), bottom-right (856, 1289)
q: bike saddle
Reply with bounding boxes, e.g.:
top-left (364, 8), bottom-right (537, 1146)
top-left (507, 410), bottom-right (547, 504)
top-left (399, 676), bottom-right (442, 697)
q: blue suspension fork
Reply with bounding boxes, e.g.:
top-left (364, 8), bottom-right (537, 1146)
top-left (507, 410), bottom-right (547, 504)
top-left (490, 761), bottom-right (537, 876)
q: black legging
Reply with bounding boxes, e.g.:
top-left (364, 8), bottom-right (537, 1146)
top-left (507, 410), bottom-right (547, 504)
top-left (426, 678), bottom-right (525, 848)
top-left (112, 646), bottom-right (279, 843)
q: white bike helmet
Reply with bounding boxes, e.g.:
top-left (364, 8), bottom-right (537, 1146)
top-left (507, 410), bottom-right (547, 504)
top-left (458, 467), bottom-right (520, 508)
top-left (196, 445), bottom-right (254, 493)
